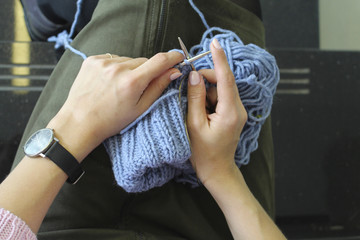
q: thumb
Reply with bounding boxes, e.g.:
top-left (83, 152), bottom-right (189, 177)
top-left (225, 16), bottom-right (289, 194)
top-left (187, 71), bottom-right (207, 127)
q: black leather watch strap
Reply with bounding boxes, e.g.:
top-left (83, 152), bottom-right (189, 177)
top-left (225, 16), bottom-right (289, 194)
top-left (46, 141), bottom-right (84, 184)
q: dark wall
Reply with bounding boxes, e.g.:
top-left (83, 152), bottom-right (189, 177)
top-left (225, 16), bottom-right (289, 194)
top-left (261, 0), bottom-right (319, 49)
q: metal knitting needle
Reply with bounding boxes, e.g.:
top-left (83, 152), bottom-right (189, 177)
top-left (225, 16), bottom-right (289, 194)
top-left (178, 37), bottom-right (191, 60)
top-left (178, 37), bottom-right (196, 71)
top-left (178, 50), bottom-right (211, 67)
top-left (178, 37), bottom-right (212, 69)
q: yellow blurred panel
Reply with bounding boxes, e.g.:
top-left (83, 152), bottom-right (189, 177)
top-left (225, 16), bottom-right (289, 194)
top-left (12, 78), bottom-right (30, 87)
top-left (12, 0), bottom-right (30, 94)
top-left (12, 66), bottom-right (30, 75)
top-left (13, 0), bottom-right (31, 42)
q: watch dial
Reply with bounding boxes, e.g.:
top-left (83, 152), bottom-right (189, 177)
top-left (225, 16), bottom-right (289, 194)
top-left (24, 129), bottom-right (54, 156)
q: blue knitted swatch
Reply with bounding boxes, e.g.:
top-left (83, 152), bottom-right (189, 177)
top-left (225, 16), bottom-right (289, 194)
top-left (103, 27), bottom-right (280, 192)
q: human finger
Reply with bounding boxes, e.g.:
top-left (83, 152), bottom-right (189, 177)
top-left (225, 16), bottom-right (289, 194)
top-left (117, 57), bottom-right (148, 70)
top-left (93, 54), bottom-right (142, 65)
top-left (210, 39), bottom-right (239, 111)
top-left (88, 54), bottom-right (133, 66)
top-left (206, 86), bottom-right (218, 113)
top-left (133, 51), bottom-right (184, 87)
top-left (137, 69), bottom-right (182, 112)
top-left (187, 71), bottom-right (207, 129)
top-left (198, 69), bottom-right (217, 84)
top-left (95, 53), bottom-right (121, 59)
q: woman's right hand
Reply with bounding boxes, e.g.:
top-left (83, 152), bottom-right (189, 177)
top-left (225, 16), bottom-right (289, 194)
top-left (186, 39), bottom-right (287, 240)
top-left (186, 39), bottom-right (247, 186)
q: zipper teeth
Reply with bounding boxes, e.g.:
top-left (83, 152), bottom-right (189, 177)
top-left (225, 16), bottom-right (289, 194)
top-left (155, 0), bottom-right (167, 52)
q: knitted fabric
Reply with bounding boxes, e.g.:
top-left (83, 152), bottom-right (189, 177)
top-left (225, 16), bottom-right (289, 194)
top-left (104, 27), bottom-right (280, 192)
top-left (104, 88), bottom-right (191, 192)
top-left (0, 208), bottom-right (37, 240)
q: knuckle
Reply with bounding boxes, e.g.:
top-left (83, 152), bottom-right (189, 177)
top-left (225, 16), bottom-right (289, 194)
top-left (187, 117), bottom-right (202, 132)
top-left (134, 57), bottom-right (149, 67)
top-left (188, 93), bottom-right (201, 103)
top-left (82, 56), bottom-right (108, 71)
top-left (224, 115), bottom-right (237, 128)
top-left (188, 87), bottom-right (203, 101)
top-left (154, 52), bottom-right (169, 64)
top-left (240, 109), bottom-right (248, 125)
top-left (137, 57), bottom-right (148, 62)
top-left (87, 55), bottom-right (101, 61)
top-left (224, 108), bottom-right (247, 129)
top-left (188, 92), bottom-right (200, 101)
top-left (103, 65), bottom-right (118, 79)
top-left (123, 73), bottom-right (140, 89)
top-left (117, 56), bottom-right (131, 61)
top-left (223, 72), bottom-right (235, 86)
top-left (94, 58), bottom-right (109, 70)
top-left (83, 55), bottom-right (97, 66)
top-left (128, 70), bottom-right (142, 83)
top-left (124, 78), bottom-right (137, 89)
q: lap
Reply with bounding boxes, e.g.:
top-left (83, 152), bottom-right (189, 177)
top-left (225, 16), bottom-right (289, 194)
top-left (13, 0), bottom-right (272, 239)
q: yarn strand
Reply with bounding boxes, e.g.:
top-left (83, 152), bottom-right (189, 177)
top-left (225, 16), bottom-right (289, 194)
top-left (188, 0), bottom-right (213, 38)
top-left (47, 0), bottom-right (87, 59)
top-left (69, 0), bottom-right (83, 39)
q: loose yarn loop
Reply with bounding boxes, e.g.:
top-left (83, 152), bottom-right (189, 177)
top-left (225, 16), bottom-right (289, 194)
top-left (47, 0), bottom-right (87, 60)
top-left (105, 27), bottom-right (280, 192)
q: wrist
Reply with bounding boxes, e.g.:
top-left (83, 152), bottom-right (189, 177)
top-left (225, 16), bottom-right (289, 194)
top-left (46, 109), bottom-right (100, 163)
top-left (201, 160), bottom-right (241, 188)
top-left (203, 164), bottom-right (260, 213)
top-left (202, 162), bottom-right (256, 205)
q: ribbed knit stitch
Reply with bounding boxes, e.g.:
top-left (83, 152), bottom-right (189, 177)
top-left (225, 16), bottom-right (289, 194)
top-left (104, 87), bottom-right (191, 192)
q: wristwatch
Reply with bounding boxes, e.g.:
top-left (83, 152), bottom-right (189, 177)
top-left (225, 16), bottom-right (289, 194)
top-left (23, 128), bottom-right (84, 184)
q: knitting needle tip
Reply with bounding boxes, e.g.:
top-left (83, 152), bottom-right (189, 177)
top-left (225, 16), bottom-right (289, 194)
top-left (178, 37), bottom-right (191, 59)
top-left (179, 50), bottom-right (211, 67)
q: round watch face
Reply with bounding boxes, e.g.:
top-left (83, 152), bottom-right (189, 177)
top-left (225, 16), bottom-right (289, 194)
top-left (24, 128), bottom-right (54, 157)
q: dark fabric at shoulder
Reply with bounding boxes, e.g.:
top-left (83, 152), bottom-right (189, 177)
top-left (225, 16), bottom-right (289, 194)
top-left (229, 0), bottom-right (262, 20)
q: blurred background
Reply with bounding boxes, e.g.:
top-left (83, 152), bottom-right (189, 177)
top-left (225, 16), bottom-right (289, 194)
top-left (0, 0), bottom-right (359, 239)
top-left (263, 0), bottom-right (360, 239)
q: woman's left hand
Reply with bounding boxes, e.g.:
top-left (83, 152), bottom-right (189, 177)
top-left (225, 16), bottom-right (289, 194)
top-left (49, 51), bottom-right (183, 161)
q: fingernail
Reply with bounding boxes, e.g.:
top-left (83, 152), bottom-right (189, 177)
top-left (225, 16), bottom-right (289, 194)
top-left (170, 72), bottom-right (182, 81)
top-left (212, 38), bottom-right (222, 49)
top-left (189, 71), bottom-right (200, 85)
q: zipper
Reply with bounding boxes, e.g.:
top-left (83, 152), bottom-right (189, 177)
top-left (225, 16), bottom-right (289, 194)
top-left (154, 0), bottom-right (168, 52)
